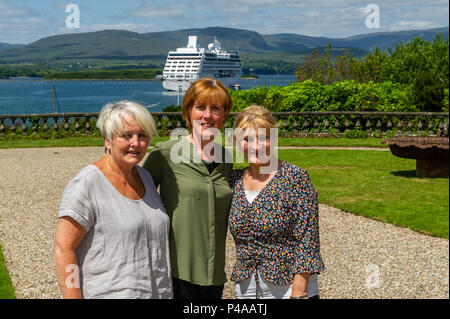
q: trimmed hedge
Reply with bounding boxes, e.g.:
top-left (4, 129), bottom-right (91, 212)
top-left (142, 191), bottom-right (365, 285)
top-left (230, 80), bottom-right (420, 113)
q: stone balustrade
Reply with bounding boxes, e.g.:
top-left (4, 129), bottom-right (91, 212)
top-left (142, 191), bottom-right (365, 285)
top-left (0, 111), bottom-right (448, 138)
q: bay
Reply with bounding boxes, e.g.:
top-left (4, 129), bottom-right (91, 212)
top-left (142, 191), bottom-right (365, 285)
top-left (0, 75), bottom-right (296, 115)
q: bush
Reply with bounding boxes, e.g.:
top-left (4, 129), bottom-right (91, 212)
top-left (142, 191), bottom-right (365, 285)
top-left (410, 71), bottom-right (447, 112)
top-left (230, 80), bottom-right (417, 112)
top-left (162, 105), bottom-right (182, 112)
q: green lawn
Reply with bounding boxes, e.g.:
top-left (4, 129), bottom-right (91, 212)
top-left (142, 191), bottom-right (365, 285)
top-left (0, 136), bottom-right (167, 149)
top-left (0, 243), bottom-right (15, 299)
top-left (276, 137), bottom-right (387, 148)
top-left (0, 136), bottom-right (387, 149)
top-left (265, 149), bottom-right (448, 238)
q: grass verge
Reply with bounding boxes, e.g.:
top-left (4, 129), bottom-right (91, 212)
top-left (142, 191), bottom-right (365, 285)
top-left (0, 136), bottom-right (387, 149)
top-left (0, 243), bottom-right (16, 299)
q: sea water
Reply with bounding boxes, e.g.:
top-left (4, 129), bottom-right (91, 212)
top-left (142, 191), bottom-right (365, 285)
top-left (0, 75), bottom-right (296, 115)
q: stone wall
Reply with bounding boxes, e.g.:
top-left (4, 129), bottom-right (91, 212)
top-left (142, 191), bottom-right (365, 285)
top-left (0, 111), bottom-right (448, 138)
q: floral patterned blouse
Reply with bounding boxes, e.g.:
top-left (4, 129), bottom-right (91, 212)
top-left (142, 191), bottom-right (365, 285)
top-left (228, 161), bottom-right (325, 285)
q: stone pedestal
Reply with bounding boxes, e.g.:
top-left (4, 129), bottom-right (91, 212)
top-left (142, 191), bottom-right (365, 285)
top-left (416, 159), bottom-right (449, 178)
top-left (382, 137), bottom-right (449, 178)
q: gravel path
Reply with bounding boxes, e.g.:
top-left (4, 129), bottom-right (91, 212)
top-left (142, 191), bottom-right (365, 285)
top-left (0, 147), bottom-right (448, 299)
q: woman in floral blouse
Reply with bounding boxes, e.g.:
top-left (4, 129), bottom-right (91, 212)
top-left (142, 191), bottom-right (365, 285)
top-left (229, 105), bottom-right (325, 299)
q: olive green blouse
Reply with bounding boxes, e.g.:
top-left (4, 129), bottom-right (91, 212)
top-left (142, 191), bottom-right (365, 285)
top-left (143, 137), bottom-right (233, 286)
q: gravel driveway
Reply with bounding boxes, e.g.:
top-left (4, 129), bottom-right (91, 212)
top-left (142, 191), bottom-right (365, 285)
top-left (0, 147), bottom-right (448, 299)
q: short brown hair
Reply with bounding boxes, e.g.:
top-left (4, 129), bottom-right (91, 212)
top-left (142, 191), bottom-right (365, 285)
top-left (182, 78), bottom-right (233, 130)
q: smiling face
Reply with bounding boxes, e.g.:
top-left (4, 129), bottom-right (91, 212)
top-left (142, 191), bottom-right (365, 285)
top-left (189, 95), bottom-right (228, 142)
top-left (105, 115), bottom-right (150, 169)
top-left (240, 125), bottom-right (273, 166)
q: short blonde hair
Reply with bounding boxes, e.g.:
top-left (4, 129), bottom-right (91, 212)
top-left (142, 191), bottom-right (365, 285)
top-left (234, 104), bottom-right (277, 132)
top-left (96, 100), bottom-right (157, 142)
top-left (182, 78), bottom-right (233, 130)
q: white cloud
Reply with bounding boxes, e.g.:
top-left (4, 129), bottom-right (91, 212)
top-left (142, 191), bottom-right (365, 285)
top-left (0, 1), bottom-right (50, 43)
top-left (131, 2), bottom-right (187, 19)
top-left (0, 1), bottom-right (33, 18)
top-left (388, 20), bottom-right (440, 30)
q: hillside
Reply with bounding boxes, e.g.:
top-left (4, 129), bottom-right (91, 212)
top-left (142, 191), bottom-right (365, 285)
top-left (0, 26), bottom-right (447, 73)
top-left (0, 43), bottom-right (25, 51)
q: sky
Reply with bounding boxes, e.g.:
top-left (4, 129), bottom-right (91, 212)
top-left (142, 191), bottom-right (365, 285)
top-left (0, 0), bottom-right (448, 44)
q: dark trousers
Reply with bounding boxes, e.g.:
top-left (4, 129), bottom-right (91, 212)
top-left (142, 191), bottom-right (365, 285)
top-left (172, 277), bottom-right (224, 299)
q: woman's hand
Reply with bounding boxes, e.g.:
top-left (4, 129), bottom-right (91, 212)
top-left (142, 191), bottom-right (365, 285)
top-left (291, 273), bottom-right (310, 299)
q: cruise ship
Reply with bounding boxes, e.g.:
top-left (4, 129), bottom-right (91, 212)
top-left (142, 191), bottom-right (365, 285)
top-left (161, 36), bottom-right (243, 91)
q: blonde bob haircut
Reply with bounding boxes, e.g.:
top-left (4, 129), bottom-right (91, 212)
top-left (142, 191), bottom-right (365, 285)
top-left (96, 100), bottom-right (157, 142)
top-left (182, 78), bottom-right (233, 131)
top-left (233, 104), bottom-right (278, 133)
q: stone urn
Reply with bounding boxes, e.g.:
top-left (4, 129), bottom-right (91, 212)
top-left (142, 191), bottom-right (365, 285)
top-left (382, 137), bottom-right (449, 178)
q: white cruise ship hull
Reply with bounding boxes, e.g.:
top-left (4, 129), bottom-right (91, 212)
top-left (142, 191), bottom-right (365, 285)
top-left (162, 79), bottom-right (193, 92)
top-left (162, 75), bottom-right (241, 91)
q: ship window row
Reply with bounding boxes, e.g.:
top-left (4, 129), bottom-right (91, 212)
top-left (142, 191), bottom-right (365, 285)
top-left (202, 69), bottom-right (241, 72)
top-left (165, 69), bottom-right (199, 72)
top-left (165, 65), bottom-right (200, 68)
top-left (203, 64), bottom-right (240, 67)
top-left (164, 70), bottom-right (199, 73)
top-left (204, 54), bottom-right (241, 59)
top-left (169, 53), bottom-right (202, 56)
top-left (166, 75), bottom-right (197, 78)
top-left (166, 63), bottom-right (199, 65)
top-left (167, 57), bottom-right (202, 60)
top-left (165, 69), bottom-right (200, 72)
top-left (167, 61), bottom-right (199, 63)
top-left (205, 58), bottom-right (230, 61)
top-left (204, 59), bottom-right (238, 62)
top-left (202, 66), bottom-right (241, 69)
top-left (166, 66), bottom-right (200, 69)
top-left (205, 58), bottom-right (241, 61)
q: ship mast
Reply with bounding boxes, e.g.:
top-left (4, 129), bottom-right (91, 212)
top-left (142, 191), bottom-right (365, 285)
top-left (52, 82), bottom-right (56, 113)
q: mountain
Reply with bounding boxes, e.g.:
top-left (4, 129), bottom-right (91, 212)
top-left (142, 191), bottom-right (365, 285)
top-left (332, 27), bottom-right (449, 51)
top-left (264, 27), bottom-right (449, 51)
top-left (0, 26), bottom-right (447, 71)
top-left (0, 42), bottom-right (26, 51)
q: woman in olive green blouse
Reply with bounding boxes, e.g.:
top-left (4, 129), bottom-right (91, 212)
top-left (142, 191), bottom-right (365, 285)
top-left (143, 78), bottom-right (233, 299)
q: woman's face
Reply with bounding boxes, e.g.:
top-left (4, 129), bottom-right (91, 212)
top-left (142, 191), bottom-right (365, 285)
top-left (189, 95), bottom-right (228, 141)
top-left (240, 125), bottom-right (273, 166)
top-left (105, 115), bottom-right (150, 168)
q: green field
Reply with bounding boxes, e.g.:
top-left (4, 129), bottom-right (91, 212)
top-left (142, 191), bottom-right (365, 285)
top-left (44, 68), bottom-right (162, 80)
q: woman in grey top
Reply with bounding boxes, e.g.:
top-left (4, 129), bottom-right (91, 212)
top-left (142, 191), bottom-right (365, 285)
top-left (54, 100), bottom-right (172, 299)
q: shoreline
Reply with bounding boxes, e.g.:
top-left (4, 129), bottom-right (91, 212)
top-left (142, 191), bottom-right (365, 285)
top-left (2, 74), bottom-right (293, 81)
top-left (1, 77), bottom-right (160, 81)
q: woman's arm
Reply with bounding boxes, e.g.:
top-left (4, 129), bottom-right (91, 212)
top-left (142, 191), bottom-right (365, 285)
top-left (54, 216), bottom-right (86, 299)
top-left (291, 168), bottom-right (325, 298)
top-left (291, 273), bottom-right (310, 298)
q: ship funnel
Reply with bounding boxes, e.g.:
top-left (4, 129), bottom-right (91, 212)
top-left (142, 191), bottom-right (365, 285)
top-left (187, 36), bottom-right (198, 48)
